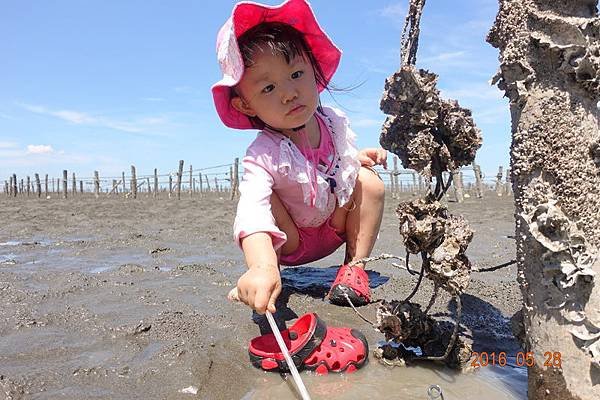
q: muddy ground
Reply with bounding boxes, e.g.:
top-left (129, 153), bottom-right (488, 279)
top-left (0, 191), bottom-right (524, 399)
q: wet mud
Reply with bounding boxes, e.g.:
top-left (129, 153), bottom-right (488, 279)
top-left (0, 193), bottom-right (525, 399)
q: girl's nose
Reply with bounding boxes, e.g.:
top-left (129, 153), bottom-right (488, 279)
top-left (282, 83), bottom-right (299, 103)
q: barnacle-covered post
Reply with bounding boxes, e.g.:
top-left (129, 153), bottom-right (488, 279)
top-left (488, 1), bottom-right (600, 398)
top-left (375, 0), bottom-right (483, 369)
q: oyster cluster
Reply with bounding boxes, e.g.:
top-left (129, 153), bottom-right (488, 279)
top-left (379, 65), bottom-right (482, 177)
top-left (397, 199), bottom-right (474, 294)
top-left (375, 300), bottom-right (474, 370)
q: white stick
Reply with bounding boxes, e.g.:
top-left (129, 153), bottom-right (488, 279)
top-left (228, 288), bottom-right (311, 400)
top-left (265, 311), bottom-right (311, 400)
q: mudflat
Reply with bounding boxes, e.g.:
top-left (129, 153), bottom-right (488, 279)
top-left (0, 192), bottom-right (525, 399)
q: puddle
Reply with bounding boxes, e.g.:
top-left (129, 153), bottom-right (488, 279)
top-left (242, 361), bottom-right (525, 399)
top-left (0, 241), bottom-right (21, 246)
top-left (281, 266), bottom-right (389, 297)
top-left (0, 253), bottom-right (18, 265)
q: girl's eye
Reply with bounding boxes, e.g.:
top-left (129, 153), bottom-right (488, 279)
top-left (291, 70), bottom-right (304, 79)
top-left (262, 84), bottom-right (275, 94)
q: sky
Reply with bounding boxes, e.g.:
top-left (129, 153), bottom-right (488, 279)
top-left (0, 0), bottom-right (510, 185)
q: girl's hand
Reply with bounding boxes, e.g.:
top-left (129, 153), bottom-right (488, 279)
top-left (235, 264), bottom-right (281, 314)
top-left (358, 148), bottom-right (388, 169)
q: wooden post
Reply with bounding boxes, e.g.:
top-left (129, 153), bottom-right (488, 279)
top-left (131, 165), bottom-right (137, 199)
top-left (34, 173), bottom-right (41, 198)
top-left (44, 174), bottom-right (48, 198)
top-left (205, 174), bottom-right (211, 192)
top-left (153, 168), bottom-right (158, 198)
top-left (94, 171), bottom-right (100, 198)
top-left (62, 170), bottom-right (68, 199)
top-left (176, 160), bottom-right (184, 200)
top-left (214, 177), bottom-right (218, 193)
top-left (189, 164), bottom-right (193, 197)
top-left (72, 173), bottom-right (76, 195)
top-left (231, 158), bottom-right (240, 200)
top-left (122, 172), bottom-right (126, 194)
top-left (495, 166), bottom-right (504, 196)
top-left (505, 168), bottom-right (512, 196)
top-left (472, 162), bottom-right (483, 199)
top-left (79, 180), bottom-right (83, 194)
top-left (108, 179), bottom-right (121, 195)
top-left (169, 175), bottom-right (173, 197)
top-left (199, 173), bottom-right (203, 194)
top-left (393, 157), bottom-right (399, 198)
top-left (451, 169), bottom-right (464, 203)
top-left (146, 178), bottom-right (150, 196)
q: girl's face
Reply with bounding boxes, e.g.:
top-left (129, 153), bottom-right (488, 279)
top-left (231, 49), bottom-right (319, 132)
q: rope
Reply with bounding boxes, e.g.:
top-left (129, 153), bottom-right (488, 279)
top-left (400, 0), bottom-right (428, 66)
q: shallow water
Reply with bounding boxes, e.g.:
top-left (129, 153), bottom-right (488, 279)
top-left (0, 224), bottom-right (526, 399)
top-left (242, 362), bottom-right (526, 399)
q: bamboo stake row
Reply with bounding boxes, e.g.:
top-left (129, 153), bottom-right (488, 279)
top-left (3, 158), bottom-right (511, 200)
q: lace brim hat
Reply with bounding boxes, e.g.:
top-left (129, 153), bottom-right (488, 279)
top-left (211, 0), bottom-right (342, 130)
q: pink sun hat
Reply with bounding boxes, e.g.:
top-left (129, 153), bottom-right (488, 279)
top-left (211, 0), bottom-right (342, 130)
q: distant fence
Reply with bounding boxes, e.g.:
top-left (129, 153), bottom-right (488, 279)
top-left (2, 157), bottom-right (511, 202)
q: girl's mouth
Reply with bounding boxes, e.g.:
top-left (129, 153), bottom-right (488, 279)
top-left (287, 105), bottom-right (305, 116)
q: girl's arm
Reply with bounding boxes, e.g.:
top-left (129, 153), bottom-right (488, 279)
top-left (238, 232), bottom-right (281, 314)
top-left (233, 147), bottom-right (285, 313)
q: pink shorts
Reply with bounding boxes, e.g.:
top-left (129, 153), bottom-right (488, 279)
top-left (279, 215), bottom-right (346, 266)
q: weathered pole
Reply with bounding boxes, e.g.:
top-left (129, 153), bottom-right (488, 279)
top-left (94, 171), bottom-right (100, 198)
top-left (230, 158), bottom-right (240, 200)
top-left (505, 167), bottom-right (512, 196)
top-left (392, 157), bottom-right (400, 198)
top-left (12, 174), bottom-right (17, 197)
top-left (122, 172), bottom-right (126, 194)
top-left (35, 173), bottom-right (41, 198)
top-left (79, 180), bottom-right (83, 194)
top-left (154, 168), bottom-right (158, 198)
top-left (62, 170), bottom-right (67, 199)
top-left (451, 169), bottom-right (464, 203)
top-left (72, 173), bottom-right (76, 195)
top-left (472, 162), bottom-right (483, 198)
top-left (176, 160), bottom-right (184, 200)
top-left (131, 165), bottom-right (137, 199)
top-left (189, 164), bottom-right (193, 197)
top-left (494, 166), bottom-right (504, 196)
top-left (488, 1), bottom-right (600, 398)
top-left (44, 174), bottom-right (48, 198)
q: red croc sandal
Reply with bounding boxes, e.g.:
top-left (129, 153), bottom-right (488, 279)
top-left (248, 313), bottom-right (368, 375)
top-left (303, 326), bottom-right (369, 375)
top-left (328, 264), bottom-right (371, 306)
top-left (249, 313), bottom-right (327, 372)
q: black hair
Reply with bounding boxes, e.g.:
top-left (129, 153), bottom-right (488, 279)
top-left (233, 21), bottom-right (331, 130)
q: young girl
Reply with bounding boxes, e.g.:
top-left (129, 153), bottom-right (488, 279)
top-left (213, 0), bottom-right (387, 316)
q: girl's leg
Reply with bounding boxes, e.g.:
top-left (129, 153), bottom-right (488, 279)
top-left (330, 166), bottom-right (385, 269)
top-left (270, 192), bottom-right (301, 257)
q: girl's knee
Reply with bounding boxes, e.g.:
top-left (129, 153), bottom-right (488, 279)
top-left (358, 167), bottom-right (385, 200)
